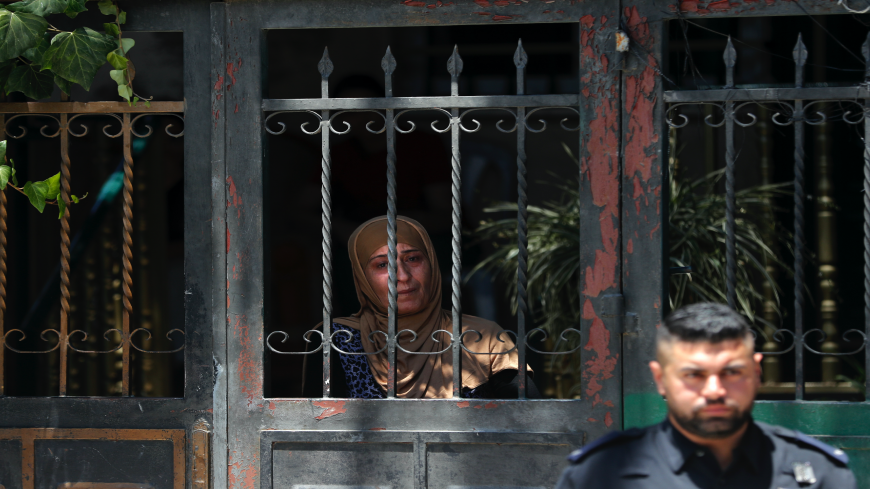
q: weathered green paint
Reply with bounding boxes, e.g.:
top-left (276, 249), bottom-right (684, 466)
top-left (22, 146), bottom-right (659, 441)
top-left (815, 436), bottom-right (870, 488)
top-left (623, 392), bottom-right (667, 429)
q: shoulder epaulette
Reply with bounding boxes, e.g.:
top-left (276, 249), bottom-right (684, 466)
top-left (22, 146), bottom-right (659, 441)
top-left (766, 424), bottom-right (849, 466)
top-left (567, 427), bottom-right (645, 464)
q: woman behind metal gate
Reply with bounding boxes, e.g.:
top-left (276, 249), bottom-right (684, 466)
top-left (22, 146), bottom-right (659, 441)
top-left (305, 215), bottom-right (539, 399)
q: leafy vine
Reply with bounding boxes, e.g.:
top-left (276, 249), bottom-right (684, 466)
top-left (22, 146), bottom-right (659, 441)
top-left (0, 140), bottom-right (86, 217)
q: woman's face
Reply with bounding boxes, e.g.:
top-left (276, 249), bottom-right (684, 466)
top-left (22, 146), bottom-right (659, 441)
top-left (365, 242), bottom-right (432, 315)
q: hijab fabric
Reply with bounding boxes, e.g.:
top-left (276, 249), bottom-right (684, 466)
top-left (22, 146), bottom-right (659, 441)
top-left (334, 216), bottom-right (519, 398)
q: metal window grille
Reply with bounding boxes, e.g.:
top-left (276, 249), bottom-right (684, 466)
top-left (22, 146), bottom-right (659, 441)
top-left (666, 33), bottom-right (870, 400)
top-left (264, 41), bottom-right (584, 399)
top-left (0, 101), bottom-right (186, 397)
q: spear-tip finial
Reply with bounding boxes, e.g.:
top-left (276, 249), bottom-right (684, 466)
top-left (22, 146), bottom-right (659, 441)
top-left (382, 46), bottom-right (397, 76)
top-left (318, 47), bottom-right (334, 79)
top-left (792, 33), bottom-right (807, 67)
top-left (723, 36), bottom-right (736, 68)
top-left (447, 45), bottom-right (463, 78)
top-left (514, 38), bottom-right (528, 69)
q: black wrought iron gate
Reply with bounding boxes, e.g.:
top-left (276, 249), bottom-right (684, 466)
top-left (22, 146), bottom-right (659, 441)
top-left (1, 0), bottom-right (863, 488)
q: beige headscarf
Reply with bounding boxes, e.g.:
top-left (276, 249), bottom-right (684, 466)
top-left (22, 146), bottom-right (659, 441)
top-left (334, 216), bottom-right (520, 398)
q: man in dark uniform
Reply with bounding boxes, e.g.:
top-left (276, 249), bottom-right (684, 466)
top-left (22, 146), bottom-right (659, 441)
top-left (556, 302), bottom-right (857, 488)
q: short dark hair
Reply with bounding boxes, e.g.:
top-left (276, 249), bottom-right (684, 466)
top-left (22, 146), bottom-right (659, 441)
top-left (659, 302), bottom-right (751, 347)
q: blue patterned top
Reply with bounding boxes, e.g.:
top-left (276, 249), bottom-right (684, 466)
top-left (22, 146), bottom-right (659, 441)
top-left (331, 323), bottom-right (485, 399)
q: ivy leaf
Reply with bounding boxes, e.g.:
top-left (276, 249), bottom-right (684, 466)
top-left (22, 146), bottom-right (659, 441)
top-left (117, 84), bottom-right (131, 101)
top-left (9, 159), bottom-right (17, 186)
top-left (54, 74), bottom-right (71, 95)
top-left (103, 22), bottom-right (119, 37)
top-left (109, 68), bottom-right (125, 85)
top-left (22, 31), bottom-right (49, 65)
top-left (6, 0), bottom-right (69, 17)
top-left (41, 27), bottom-right (115, 90)
top-left (71, 192), bottom-right (86, 203)
top-left (0, 140), bottom-right (6, 163)
top-left (118, 10), bottom-right (125, 24)
top-left (6, 63), bottom-right (54, 100)
top-left (118, 37), bottom-right (133, 54)
top-left (43, 171), bottom-right (59, 200)
top-left (0, 165), bottom-right (13, 190)
top-left (23, 180), bottom-right (47, 213)
top-left (63, 0), bottom-right (86, 18)
top-left (106, 49), bottom-right (126, 70)
top-left (0, 59), bottom-right (16, 90)
top-left (96, 0), bottom-right (115, 16)
top-left (143, 99), bottom-right (150, 108)
top-left (57, 195), bottom-right (65, 218)
top-left (0, 10), bottom-right (48, 61)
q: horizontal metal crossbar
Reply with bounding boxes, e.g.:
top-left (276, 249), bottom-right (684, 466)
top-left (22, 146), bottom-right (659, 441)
top-left (262, 94), bottom-right (579, 112)
top-left (664, 86), bottom-right (870, 103)
top-left (0, 101), bottom-right (185, 114)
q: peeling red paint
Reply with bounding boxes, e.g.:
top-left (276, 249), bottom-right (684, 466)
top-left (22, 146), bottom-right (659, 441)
top-left (582, 300), bottom-right (618, 405)
top-left (401, 0), bottom-right (426, 6)
top-left (604, 400), bottom-right (614, 407)
top-left (457, 401), bottom-right (471, 408)
top-left (649, 222), bottom-right (660, 239)
top-left (604, 412), bottom-right (614, 427)
top-left (579, 14), bottom-right (595, 26)
top-left (234, 103), bottom-right (239, 114)
top-left (269, 401), bottom-right (276, 410)
top-left (494, 0), bottom-right (511, 5)
top-left (600, 15), bottom-right (607, 24)
top-left (226, 60), bottom-right (239, 90)
top-left (626, 238), bottom-right (633, 254)
top-left (587, 417), bottom-right (597, 423)
top-left (214, 76), bottom-right (224, 91)
top-left (313, 400), bottom-right (347, 420)
top-left (227, 176), bottom-right (243, 218)
top-left (229, 453), bottom-right (258, 489)
top-left (369, 427), bottom-right (387, 431)
top-left (474, 0), bottom-right (492, 6)
top-left (484, 402), bottom-right (499, 409)
top-left (474, 10), bottom-right (492, 14)
top-left (556, 9), bottom-right (565, 13)
top-left (492, 14), bottom-right (513, 20)
top-left (226, 227), bottom-right (231, 254)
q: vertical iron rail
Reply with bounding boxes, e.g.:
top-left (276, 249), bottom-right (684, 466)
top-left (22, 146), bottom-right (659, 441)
top-left (793, 34), bottom-right (807, 400)
top-left (863, 32), bottom-right (870, 402)
top-left (384, 47), bottom-right (398, 398)
top-left (514, 40), bottom-right (528, 399)
top-left (318, 48), bottom-right (334, 398)
top-left (121, 112), bottom-right (133, 397)
top-left (724, 38), bottom-right (737, 310)
top-left (448, 45), bottom-right (463, 398)
top-left (0, 113), bottom-right (5, 396)
top-left (59, 110), bottom-right (70, 397)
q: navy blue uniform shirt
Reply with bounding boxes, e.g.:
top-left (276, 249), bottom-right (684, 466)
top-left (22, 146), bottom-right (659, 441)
top-left (556, 418), bottom-right (856, 489)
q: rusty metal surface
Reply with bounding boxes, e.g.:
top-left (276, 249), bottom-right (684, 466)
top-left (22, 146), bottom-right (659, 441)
top-left (0, 428), bottom-right (184, 489)
top-left (0, 102), bottom-right (185, 114)
top-left (192, 419), bottom-right (210, 489)
top-left (121, 113), bottom-right (134, 397)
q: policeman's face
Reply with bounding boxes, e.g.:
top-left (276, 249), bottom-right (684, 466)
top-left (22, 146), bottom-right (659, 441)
top-left (649, 338), bottom-right (762, 440)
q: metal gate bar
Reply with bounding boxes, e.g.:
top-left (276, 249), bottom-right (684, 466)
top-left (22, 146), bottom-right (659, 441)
top-left (664, 33), bottom-right (870, 401)
top-left (265, 40), bottom-right (583, 399)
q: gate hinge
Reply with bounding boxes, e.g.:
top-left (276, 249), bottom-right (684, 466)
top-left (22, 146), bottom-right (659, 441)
top-left (599, 294), bottom-right (639, 336)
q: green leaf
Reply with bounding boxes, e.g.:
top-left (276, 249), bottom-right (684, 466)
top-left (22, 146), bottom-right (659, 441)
top-left (43, 171), bottom-right (59, 200)
top-left (54, 74), bottom-right (71, 95)
top-left (106, 49), bottom-right (126, 70)
top-left (118, 10), bottom-right (125, 24)
top-left (72, 192), bottom-right (86, 202)
top-left (118, 37), bottom-right (133, 54)
top-left (103, 22), bottom-right (119, 37)
top-left (57, 195), bottom-right (65, 218)
top-left (23, 180), bottom-right (47, 213)
top-left (117, 83), bottom-right (131, 101)
top-left (6, 62), bottom-right (53, 100)
top-left (0, 59), bottom-right (16, 91)
top-left (22, 31), bottom-right (49, 65)
top-left (0, 10), bottom-right (48, 61)
top-left (109, 68), bottom-right (125, 85)
top-left (96, 0), bottom-right (115, 16)
top-left (0, 165), bottom-right (13, 190)
top-left (63, 0), bottom-right (86, 18)
top-left (41, 27), bottom-right (115, 90)
top-left (132, 96), bottom-right (138, 105)
top-left (6, 0), bottom-right (70, 17)
top-left (143, 99), bottom-right (150, 108)
top-left (0, 140), bottom-right (6, 163)
top-left (10, 159), bottom-right (17, 187)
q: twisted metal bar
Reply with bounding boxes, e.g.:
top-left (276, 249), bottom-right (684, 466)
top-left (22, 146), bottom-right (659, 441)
top-left (385, 49), bottom-right (399, 398)
top-left (319, 46), bottom-right (334, 398)
top-left (515, 39), bottom-right (529, 399)
top-left (448, 44), bottom-right (463, 398)
top-left (793, 34), bottom-right (807, 401)
top-left (59, 111), bottom-right (70, 396)
top-left (0, 114), bottom-right (5, 395)
top-left (724, 38), bottom-right (737, 309)
top-left (121, 112), bottom-right (134, 397)
top-left (863, 31), bottom-right (870, 401)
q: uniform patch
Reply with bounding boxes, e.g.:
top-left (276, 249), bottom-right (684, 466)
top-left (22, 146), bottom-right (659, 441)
top-left (567, 428), bottom-right (645, 464)
top-left (793, 462), bottom-right (817, 485)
